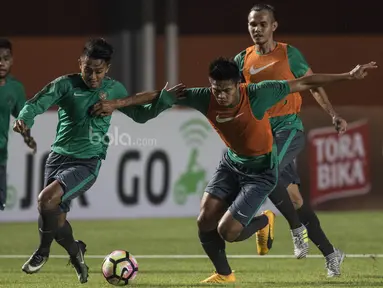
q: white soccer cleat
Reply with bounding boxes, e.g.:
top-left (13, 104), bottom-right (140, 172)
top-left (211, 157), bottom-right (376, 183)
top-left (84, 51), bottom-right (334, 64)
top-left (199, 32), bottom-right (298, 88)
top-left (326, 248), bottom-right (345, 277)
top-left (291, 225), bottom-right (309, 259)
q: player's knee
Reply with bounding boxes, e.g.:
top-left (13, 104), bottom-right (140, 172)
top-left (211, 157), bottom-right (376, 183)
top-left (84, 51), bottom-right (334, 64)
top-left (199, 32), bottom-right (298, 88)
top-left (57, 213), bottom-right (67, 227)
top-left (197, 209), bottom-right (218, 232)
top-left (197, 193), bottom-right (225, 232)
top-left (38, 181), bottom-right (63, 211)
top-left (217, 221), bottom-right (240, 243)
top-left (287, 184), bottom-right (303, 209)
top-left (217, 213), bottom-right (243, 243)
top-left (38, 191), bottom-right (57, 211)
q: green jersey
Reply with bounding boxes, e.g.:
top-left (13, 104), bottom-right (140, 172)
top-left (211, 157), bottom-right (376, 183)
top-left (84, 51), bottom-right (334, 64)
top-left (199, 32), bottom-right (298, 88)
top-left (0, 76), bottom-right (27, 165)
top-left (17, 74), bottom-right (173, 160)
top-left (164, 81), bottom-right (291, 171)
top-left (234, 43), bottom-right (310, 133)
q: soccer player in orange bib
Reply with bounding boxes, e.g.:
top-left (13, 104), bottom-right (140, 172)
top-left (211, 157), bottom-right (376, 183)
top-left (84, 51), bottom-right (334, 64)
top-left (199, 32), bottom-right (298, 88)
top-left (93, 57), bottom-right (376, 283)
top-left (234, 4), bottom-right (350, 277)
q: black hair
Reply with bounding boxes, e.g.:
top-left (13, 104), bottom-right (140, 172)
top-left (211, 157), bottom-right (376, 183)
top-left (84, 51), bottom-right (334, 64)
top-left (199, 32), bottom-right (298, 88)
top-left (82, 38), bottom-right (114, 63)
top-left (250, 3), bottom-right (276, 21)
top-left (0, 38), bottom-right (12, 53)
top-left (209, 57), bottom-right (241, 82)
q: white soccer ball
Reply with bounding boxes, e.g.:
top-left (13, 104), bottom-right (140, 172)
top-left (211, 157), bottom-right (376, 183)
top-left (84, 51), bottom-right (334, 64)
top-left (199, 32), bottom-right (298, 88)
top-left (102, 250), bottom-right (139, 286)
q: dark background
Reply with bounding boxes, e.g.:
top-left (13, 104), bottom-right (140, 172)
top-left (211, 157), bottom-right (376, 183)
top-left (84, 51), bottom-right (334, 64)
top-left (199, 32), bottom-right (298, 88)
top-left (2, 0), bottom-right (382, 35)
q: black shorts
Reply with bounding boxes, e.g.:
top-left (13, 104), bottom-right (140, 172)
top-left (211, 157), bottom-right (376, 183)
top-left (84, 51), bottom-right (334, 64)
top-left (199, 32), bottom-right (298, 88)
top-left (0, 165), bottom-right (6, 206)
top-left (44, 152), bottom-right (101, 213)
top-left (205, 153), bottom-right (277, 227)
top-left (275, 129), bottom-right (305, 188)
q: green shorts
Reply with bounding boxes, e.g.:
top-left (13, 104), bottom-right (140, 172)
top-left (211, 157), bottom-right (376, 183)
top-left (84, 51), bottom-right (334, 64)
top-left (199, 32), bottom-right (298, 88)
top-left (44, 152), bottom-right (101, 212)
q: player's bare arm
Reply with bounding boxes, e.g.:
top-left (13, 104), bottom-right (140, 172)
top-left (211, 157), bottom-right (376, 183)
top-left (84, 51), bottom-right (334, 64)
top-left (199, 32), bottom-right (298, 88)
top-left (305, 69), bottom-right (347, 133)
top-left (91, 83), bottom-right (186, 116)
top-left (287, 61), bottom-right (377, 94)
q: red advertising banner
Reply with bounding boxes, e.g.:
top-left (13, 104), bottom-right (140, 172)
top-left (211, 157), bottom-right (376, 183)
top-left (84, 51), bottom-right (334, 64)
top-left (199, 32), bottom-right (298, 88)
top-left (308, 120), bottom-right (371, 206)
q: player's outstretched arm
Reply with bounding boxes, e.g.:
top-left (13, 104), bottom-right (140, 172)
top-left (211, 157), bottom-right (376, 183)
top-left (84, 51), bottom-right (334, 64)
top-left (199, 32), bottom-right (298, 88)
top-left (115, 83), bottom-right (186, 123)
top-left (172, 87), bottom-right (211, 115)
top-left (304, 69), bottom-right (347, 133)
top-left (89, 83), bottom-right (184, 123)
top-left (14, 79), bottom-right (68, 134)
top-left (287, 62), bottom-right (377, 93)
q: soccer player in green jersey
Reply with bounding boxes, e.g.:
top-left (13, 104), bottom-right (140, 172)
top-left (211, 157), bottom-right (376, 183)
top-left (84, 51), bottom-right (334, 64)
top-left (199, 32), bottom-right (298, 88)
top-left (92, 57), bottom-right (376, 284)
top-left (233, 4), bottom-right (349, 276)
top-left (0, 38), bottom-right (36, 211)
top-left (13, 38), bottom-right (180, 283)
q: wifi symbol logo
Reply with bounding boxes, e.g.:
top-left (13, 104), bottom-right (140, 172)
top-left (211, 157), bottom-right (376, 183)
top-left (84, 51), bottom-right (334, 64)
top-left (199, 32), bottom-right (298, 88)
top-left (180, 118), bottom-right (211, 147)
top-left (173, 118), bottom-right (211, 205)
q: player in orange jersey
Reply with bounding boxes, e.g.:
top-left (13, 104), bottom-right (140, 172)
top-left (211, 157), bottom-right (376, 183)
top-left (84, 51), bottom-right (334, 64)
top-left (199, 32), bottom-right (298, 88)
top-left (234, 3), bottom-right (350, 277)
top-left (93, 57), bottom-right (376, 284)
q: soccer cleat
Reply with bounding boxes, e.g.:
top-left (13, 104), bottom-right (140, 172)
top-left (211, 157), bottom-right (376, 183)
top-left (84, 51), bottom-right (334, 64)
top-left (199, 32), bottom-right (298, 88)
top-left (69, 240), bottom-right (89, 284)
top-left (291, 225), bottom-right (309, 259)
top-left (22, 251), bottom-right (49, 274)
top-left (200, 271), bottom-right (236, 283)
top-left (256, 210), bottom-right (275, 255)
top-left (326, 248), bottom-right (345, 277)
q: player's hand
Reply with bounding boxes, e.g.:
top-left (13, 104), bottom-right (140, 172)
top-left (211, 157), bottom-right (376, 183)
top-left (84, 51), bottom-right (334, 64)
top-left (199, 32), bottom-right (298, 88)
top-left (24, 135), bottom-right (37, 154)
top-left (90, 100), bottom-right (118, 117)
top-left (333, 116), bottom-right (347, 134)
top-left (13, 119), bottom-right (28, 134)
top-left (164, 82), bottom-right (186, 99)
top-left (349, 61), bottom-right (377, 79)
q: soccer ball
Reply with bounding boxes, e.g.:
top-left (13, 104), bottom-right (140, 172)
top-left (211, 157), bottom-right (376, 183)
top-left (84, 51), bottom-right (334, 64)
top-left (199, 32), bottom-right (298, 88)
top-left (102, 250), bottom-right (139, 286)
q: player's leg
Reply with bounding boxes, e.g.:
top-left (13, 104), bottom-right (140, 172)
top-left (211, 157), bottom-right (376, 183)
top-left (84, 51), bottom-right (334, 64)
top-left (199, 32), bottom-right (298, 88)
top-left (22, 179), bottom-right (64, 274)
top-left (22, 152), bottom-right (100, 283)
top-left (198, 159), bottom-right (237, 283)
top-left (278, 131), bottom-right (344, 274)
top-left (22, 152), bottom-right (66, 274)
top-left (268, 182), bottom-right (302, 228)
top-left (54, 157), bottom-right (100, 283)
top-left (267, 130), bottom-right (309, 258)
top-left (0, 165), bottom-right (6, 210)
top-left (286, 174), bottom-right (345, 276)
top-left (55, 213), bottom-right (87, 261)
top-left (293, 189), bottom-right (345, 276)
top-left (217, 164), bottom-right (277, 247)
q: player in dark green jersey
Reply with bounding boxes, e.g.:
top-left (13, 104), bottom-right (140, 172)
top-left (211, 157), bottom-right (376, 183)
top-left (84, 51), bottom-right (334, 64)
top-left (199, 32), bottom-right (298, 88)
top-left (0, 38), bottom-right (36, 211)
top-left (92, 57), bottom-right (377, 284)
top-left (13, 38), bottom-right (180, 283)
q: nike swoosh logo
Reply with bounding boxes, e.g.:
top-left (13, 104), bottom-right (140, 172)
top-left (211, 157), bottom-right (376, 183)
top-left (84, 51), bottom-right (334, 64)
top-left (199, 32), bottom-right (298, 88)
top-left (249, 61), bottom-right (278, 75)
top-left (27, 262), bottom-right (46, 272)
top-left (237, 211), bottom-right (248, 218)
top-left (216, 112), bottom-right (244, 123)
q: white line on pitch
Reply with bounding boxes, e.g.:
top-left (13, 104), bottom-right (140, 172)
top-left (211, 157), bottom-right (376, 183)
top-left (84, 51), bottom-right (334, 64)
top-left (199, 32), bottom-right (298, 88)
top-left (0, 254), bottom-right (382, 259)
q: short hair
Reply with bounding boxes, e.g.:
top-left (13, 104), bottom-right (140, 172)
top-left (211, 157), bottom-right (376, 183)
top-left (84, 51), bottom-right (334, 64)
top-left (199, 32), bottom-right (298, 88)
top-left (82, 38), bottom-right (114, 63)
top-left (0, 38), bottom-right (12, 53)
top-left (250, 3), bottom-right (276, 21)
top-left (209, 57), bottom-right (241, 82)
